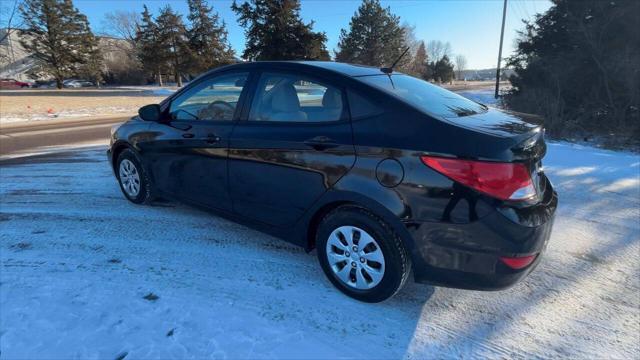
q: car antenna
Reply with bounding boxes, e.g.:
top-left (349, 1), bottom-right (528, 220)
top-left (381, 47), bottom-right (411, 74)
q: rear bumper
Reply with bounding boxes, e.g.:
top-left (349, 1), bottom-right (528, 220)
top-left (406, 189), bottom-right (557, 290)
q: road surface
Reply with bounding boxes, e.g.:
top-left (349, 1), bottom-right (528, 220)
top-left (0, 116), bottom-right (127, 157)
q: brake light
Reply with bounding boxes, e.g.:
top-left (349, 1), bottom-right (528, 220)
top-left (420, 156), bottom-right (536, 201)
top-left (499, 255), bottom-right (537, 269)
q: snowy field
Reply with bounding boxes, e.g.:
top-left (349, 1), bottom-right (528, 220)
top-left (0, 141), bottom-right (638, 359)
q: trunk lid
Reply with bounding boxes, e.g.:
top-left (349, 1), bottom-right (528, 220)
top-left (443, 107), bottom-right (549, 202)
top-left (443, 107), bottom-right (542, 139)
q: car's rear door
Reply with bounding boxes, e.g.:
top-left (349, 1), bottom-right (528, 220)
top-left (228, 70), bottom-right (356, 227)
top-left (141, 71), bottom-right (251, 211)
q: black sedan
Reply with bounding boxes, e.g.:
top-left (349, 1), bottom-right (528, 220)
top-left (108, 61), bottom-right (557, 302)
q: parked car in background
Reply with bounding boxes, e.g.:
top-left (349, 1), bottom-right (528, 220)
top-left (34, 80), bottom-right (54, 88)
top-left (0, 78), bottom-right (33, 89)
top-left (108, 61), bottom-right (557, 302)
top-left (63, 79), bottom-right (95, 88)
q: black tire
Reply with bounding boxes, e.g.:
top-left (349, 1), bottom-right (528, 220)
top-left (316, 205), bottom-right (411, 302)
top-left (116, 148), bottom-right (154, 204)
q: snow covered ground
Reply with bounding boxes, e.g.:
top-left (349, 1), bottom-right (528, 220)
top-left (457, 88), bottom-right (502, 106)
top-left (1, 142), bottom-right (639, 358)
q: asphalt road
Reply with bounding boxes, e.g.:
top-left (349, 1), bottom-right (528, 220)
top-left (0, 116), bottom-right (128, 156)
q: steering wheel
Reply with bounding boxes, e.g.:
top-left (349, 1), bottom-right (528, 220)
top-left (197, 100), bottom-right (235, 120)
top-left (211, 100), bottom-right (235, 111)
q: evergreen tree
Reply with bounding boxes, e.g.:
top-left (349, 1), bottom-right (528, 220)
top-left (506, 0), bottom-right (639, 140)
top-left (76, 32), bottom-right (103, 87)
top-left (410, 40), bottom-right (428, 79)
top-left (431, 55), bottom-right (454, 83)
top-left (156, 5), bottom-right (192, 87)
top-left (335, 0), bottom-right (408, 68)
top-left (19, 0), bottom-right (100, 88)
top-left (135, 5), bottom-right (164, 85)
top-left (187, 0), bottom-right (234, 74)
top-left (232, 0), bottom-right (329, 61)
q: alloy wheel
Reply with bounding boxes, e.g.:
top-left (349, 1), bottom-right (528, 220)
top-left (119, 159), bottom-right (141, 197)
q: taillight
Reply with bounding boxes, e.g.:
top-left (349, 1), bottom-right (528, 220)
top-left (499, 254), bottom-right (537, 269)
top-left (420, 155), bottom-right (536, 201)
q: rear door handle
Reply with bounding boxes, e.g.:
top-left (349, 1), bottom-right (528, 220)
top-left (304, 136), bottom-right (338, 150)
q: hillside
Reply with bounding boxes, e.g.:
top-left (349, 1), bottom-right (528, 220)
top-left (0, 28), bottom-right (131, 82)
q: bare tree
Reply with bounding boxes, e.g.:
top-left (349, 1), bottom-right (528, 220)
top-left (0, 0), bottom-right (22, 46)
top-left (427, 40), bottom-right (452, 62)
top-left (100, 10), bottom-right (142, 78)
top-left (101, 10), bottom-right (140, 47)
top-left (455, 54), bottom-right (467, 80)
top-left (401, 22), bottom-right (419, 55)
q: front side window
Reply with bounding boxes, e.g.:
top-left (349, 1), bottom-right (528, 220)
top-left (249, 72), bottom-right (344, 123)
top-left (357, 74), bottom-right (487, 118)
top-left (169, 72), bottom-right (248, 121)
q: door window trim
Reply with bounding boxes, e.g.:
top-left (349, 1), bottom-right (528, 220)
top-left (240, 70), bottom-right (351, 126)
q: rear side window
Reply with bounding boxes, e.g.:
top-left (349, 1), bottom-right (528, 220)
top-left (249, 72), bottom-right (344, 123)
top-left (357, 74), bottom-right (487, 118)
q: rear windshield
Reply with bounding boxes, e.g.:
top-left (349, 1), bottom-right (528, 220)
top-left (357, 74), bottom-right (487, 118)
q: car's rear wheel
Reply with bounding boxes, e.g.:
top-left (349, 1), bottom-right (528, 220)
top-left (116, 149), bottom-right (154, 204)
top-left (316, 205), bottom-right (411, 302)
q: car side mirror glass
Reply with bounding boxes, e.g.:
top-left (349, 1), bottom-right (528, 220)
top-left (138, 104), bottom-right (162, 122)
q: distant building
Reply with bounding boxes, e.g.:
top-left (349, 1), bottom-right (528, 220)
top-left (0, 28), bottom-right (131, 82)
top-left (460, 68), bottom-right (515, 81)
top-left (0, 29), bottom-right (34, 81)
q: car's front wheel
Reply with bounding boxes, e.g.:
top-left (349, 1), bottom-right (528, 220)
top-left (316, 205), bottom-right (411, 302)
top-left (116, 149), bottom-right (154, 204)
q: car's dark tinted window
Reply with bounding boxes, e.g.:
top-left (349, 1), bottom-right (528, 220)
top-left (249, 72), bottom-right (344, 123)
top-left (347, 90), bottom-right (383, 119)
top-left (169, 72), bottom-right (248, 121)
top-left (357, 74), bottom-right (487, 118)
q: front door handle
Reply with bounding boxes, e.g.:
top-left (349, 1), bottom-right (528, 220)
top-left (182, 133), bottom-right (195, 138)
top-left (171, 122), bottom-right (192, 131)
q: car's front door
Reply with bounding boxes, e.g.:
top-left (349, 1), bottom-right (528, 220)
top-left (141, 72), bottom-right (250, 211)
top-left (228, 71), bottom-right (356, 227)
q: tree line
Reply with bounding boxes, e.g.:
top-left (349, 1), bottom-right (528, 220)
top-left (17, 0), bottom-right (468, 88)
top-left (505, 0), bottom-right (639, 146)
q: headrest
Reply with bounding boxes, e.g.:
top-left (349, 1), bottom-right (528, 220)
top-left (271, 83), bottom-right (301, 112)
top-left (322, 87), bottom-right (342, 108)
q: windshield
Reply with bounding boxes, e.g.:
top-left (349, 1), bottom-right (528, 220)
top-left (357, 74), bottom-right (487, 117)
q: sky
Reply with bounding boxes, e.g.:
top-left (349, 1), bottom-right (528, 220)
top-left (6, 0), bottom-right (553, 69)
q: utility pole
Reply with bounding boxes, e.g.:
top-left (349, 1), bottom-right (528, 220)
top-left (495, 0), bottom-right (508, 98)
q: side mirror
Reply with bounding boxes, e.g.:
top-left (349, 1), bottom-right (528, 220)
top-left (138, 104), bottom-right (162, 122)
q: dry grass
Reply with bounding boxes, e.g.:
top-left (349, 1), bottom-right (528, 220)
top-left (0, 81), bottom-right (508, 120)
top-left (442, 80), bottom-right (510, 92)
top-left (0, 88), bottom-right (168, 117)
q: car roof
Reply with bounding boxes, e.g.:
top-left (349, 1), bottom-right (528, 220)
top-left (291, 61), bottom-right (387, 77)
top-left (214, 61), bottom-right (390, 78)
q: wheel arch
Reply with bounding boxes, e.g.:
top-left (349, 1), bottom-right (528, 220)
top-left (303, 191), bottom-right (417, 262)
top-left (110, 141), bottom-right (135, 173)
